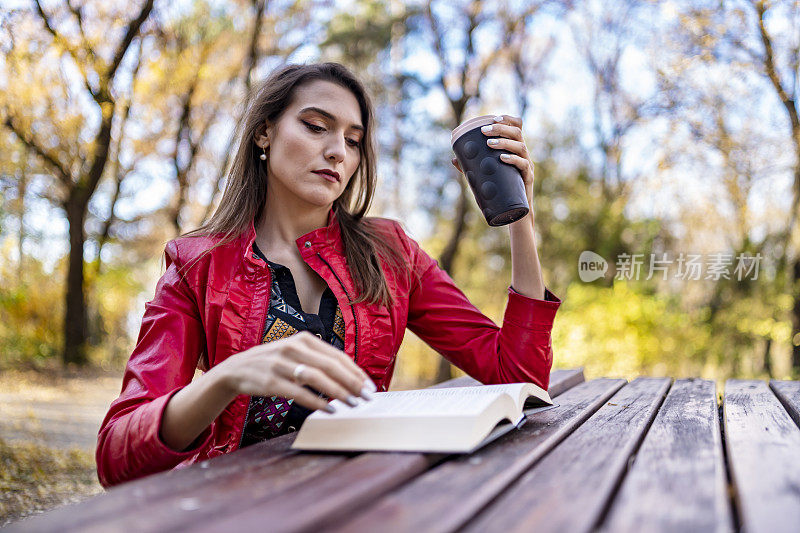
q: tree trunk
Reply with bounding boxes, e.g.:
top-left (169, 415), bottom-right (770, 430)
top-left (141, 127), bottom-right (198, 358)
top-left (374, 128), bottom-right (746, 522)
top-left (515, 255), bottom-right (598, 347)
top-left (434, 177), bottom-right (471, 383)
top-left (16, 170), bottom-right (27, 282)
top-left (63, 198), bottom-right (88, 366)
top-left (763, 337), bottom-right (772, 376)
top-left (792, 258), bottom-right (800, 377)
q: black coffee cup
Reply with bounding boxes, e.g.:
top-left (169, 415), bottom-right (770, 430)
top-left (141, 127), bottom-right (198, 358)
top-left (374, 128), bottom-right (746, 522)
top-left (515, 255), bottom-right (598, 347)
top-left (451, 115), bottom-right (529, 226)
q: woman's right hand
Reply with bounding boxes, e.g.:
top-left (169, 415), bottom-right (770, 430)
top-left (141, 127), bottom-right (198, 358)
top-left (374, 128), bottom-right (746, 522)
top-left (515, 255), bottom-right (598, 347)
top-left (214, 331), bottom-right (376, 412)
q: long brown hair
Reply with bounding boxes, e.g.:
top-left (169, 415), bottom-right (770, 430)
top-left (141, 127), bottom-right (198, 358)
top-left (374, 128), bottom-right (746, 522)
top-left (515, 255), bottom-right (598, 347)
top-left (191, 62), bottom-right (406, 307)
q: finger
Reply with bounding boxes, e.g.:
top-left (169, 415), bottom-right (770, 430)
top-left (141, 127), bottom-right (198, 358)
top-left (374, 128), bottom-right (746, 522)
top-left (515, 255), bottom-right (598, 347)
top-left (499, 152), bottom-right (533, 177)
top-left (451, 157), bottom-right (463, 173)
top-left (493, 114), bottom-right (523, 128)
top-left (486, 137), bottom-right (528, 158)
top-left (290, 335), bottom-right (370, 395)
top-left (481, 123), bottom-right (523, 141)
top-left (239, 357), bottom-right (334, 411)
top-left (279, 357), bottom-right (360, 407)
top-left (291, 347), bottom-right (363, 397)
top-left (277, 380), bottom-right (336, 413)
top-left (304, 333), bottom-right (372, 387)
top-left (289, 332), bottom-right (378, 398)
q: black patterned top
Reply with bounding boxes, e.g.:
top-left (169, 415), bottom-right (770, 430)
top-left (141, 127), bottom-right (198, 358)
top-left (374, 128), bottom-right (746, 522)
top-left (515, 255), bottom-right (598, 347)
top-left (239, 243), bottom-right (346, 448)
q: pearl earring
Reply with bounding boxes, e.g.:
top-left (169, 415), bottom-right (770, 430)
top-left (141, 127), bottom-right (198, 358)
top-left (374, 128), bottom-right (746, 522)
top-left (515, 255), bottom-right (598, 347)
top-left (259, 146), bottom-right (267, 161)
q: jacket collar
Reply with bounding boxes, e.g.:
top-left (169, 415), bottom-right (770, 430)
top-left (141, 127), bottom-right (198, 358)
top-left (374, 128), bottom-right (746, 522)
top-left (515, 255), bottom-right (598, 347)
top-left (242, 207), bottom-right (341, 265)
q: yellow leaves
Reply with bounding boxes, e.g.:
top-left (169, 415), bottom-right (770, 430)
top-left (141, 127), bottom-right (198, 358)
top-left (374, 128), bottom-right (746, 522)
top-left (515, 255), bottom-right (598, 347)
top-left (0, 249), bottom-right (64, 365)
top-left (0, 245), bottom-right (147, 368)
top-left (776, 293), bottom-right (793, 310)
top-left (774, 321), bottom-right (793, 343)
top-left (551, 280), bottom-right (714, 380)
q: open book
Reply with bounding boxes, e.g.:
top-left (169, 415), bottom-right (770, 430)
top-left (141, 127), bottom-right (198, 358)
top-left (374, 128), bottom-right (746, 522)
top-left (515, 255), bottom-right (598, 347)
top-left (291, 382), bottom-right (555, 454)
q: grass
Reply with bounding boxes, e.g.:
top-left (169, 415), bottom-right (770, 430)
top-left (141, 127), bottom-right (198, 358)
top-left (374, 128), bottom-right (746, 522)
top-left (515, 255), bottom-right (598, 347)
top-left (0, 363), bottom-right (123, 526)
top-left (0, 437), bottom-right (103, 526)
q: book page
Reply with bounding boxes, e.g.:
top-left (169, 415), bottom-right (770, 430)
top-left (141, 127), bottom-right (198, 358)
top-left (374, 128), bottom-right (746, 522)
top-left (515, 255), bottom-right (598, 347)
top-left (471, 383), bottom-right (529, 396)
top-left (314, 385), bottom-right (525, 420)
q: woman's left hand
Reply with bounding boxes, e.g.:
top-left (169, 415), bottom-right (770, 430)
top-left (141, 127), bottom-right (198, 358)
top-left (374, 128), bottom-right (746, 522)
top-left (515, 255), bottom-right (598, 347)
top-left (450, 114), bottom-right (535, 208)
top-left (451, 115), bottom-right (544, 299)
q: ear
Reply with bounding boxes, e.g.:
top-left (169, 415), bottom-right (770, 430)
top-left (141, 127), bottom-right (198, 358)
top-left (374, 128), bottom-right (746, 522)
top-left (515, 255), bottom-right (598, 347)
top-left (253, 121), bottom-right (272, 149)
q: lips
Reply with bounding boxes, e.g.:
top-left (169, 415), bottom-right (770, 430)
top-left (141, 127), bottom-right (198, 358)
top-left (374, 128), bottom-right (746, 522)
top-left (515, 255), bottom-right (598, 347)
top-left (313, 169), bottom-right (340, 182)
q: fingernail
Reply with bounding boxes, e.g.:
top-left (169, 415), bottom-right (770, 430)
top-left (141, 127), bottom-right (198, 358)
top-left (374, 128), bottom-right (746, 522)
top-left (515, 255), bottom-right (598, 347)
top-left (360, 387), bottom-right (375, 401)
top-left (487, 139), bottom-right (499, 145)
top-left (363, 379), bottom-right (377, 393)
top-left (346, 395), bottom-right (359, 407)
top-left (494, 115), bottom-right (504, 122)
top-left (481, 125), bottom-right (493, 133)
top-left (501, 153), bottom-right (511, 159)
top-left (324, 404), bottom-right (336, 414)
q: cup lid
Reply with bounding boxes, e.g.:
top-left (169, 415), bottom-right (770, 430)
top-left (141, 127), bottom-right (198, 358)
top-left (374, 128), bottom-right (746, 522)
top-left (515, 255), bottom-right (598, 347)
top-left (451, 115), bottom-right (496, 145)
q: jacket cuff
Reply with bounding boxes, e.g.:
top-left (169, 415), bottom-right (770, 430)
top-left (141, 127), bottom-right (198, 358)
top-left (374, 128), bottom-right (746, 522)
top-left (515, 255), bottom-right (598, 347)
top-left (505, 286), bottom-right (561, 328)
top-left (145, 387), bottom-right (215, 461)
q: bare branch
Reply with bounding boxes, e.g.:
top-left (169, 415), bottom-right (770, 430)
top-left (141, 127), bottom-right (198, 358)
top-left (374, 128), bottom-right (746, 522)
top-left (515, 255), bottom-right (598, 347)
top-left (460, 5), bottom-right (477, 97)
top-left (109, 38), bottom-right (143, 175)
top-left (424, 2), bottom-right (451, 106)
top-left (3, 113), bottom-right (72, 186)
top-left (754, 1), bottom-right (800, 133)
top-left (243, 0), bottom-right (267, 93)
top-left (93, 168), bottom-right (123, 276)
top-left (94, 37), bottom-right (143, 272)
top-left (33, 0), bottom-right (99, 100)
top-left (106, 0), bottom-right (154, 83)
top-left (65, 0), bottom-right (100, 69)
top-left (80, 1), bottom-right (153, 201)
top-left (202, 0), bottom-right (270, 224)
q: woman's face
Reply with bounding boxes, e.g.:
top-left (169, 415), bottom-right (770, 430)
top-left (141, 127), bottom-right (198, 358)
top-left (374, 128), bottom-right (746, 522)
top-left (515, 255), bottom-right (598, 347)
top-left (256, 80), bottom-right (364, 210)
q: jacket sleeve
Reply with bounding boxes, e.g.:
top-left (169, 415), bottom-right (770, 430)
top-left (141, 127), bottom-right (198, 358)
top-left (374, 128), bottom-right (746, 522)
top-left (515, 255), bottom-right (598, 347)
top-left (96, 241), bottom-right (214, 488)
top-left (401, 227), bottom-right (561, 391)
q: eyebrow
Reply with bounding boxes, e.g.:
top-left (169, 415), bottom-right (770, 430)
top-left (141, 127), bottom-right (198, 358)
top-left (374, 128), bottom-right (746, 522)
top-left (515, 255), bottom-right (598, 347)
top-left (299, 106), bottom-right (364, 133)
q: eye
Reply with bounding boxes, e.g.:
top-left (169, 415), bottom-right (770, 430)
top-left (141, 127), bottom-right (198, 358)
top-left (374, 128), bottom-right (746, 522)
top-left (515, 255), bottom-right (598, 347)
top-left (302, 120), bottom-right (325, 133)
top-left (303, 120), bottom-right (360, 148)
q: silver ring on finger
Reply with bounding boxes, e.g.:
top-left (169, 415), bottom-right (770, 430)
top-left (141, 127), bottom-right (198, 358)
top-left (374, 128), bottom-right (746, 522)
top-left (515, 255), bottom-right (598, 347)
top-left (292, 363), bottom-right (308, 384)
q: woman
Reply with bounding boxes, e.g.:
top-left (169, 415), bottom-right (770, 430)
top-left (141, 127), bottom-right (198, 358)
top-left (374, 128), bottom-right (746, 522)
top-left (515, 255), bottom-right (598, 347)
top-left (96, 62), bottom-right (561, 488)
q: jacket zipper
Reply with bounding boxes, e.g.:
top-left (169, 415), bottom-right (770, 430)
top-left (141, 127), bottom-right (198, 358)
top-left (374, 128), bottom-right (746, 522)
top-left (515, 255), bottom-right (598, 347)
top-left (316, 252), bottom-right (359, 364)
top-left (237, 252), bottom-right (359, 450)
top-left (237, 260), bottom-right (272, 451)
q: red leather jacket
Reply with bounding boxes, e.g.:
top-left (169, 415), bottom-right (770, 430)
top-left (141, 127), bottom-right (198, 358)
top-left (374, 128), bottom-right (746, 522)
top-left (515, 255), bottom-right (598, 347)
top-left (96, 210), bottom-right (561, 487)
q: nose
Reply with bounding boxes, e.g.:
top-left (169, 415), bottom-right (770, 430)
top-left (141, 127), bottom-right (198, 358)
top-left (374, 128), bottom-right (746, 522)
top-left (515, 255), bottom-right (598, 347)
top-left (324, 135), bottom-right (347, 164)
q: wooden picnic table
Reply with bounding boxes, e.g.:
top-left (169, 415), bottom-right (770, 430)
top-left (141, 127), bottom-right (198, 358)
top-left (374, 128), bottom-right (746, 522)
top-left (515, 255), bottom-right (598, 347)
top-left (6, 369), bottom-right (800, 533)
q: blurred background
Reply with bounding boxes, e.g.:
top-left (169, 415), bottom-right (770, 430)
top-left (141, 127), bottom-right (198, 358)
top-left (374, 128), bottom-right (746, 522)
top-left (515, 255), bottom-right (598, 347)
top-left (1, 0), bottom-right (799, 520)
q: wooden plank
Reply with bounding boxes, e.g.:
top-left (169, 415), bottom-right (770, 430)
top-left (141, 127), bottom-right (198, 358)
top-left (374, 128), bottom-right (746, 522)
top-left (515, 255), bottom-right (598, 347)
top-left (462, 377), bottom-right (671, 533)
top-left (428, 375), bottom-right (481, 388)
top-left (430, 368), bottom-right (584, 394)
top-left (770, 379), bottom-right (800, 429)
top-left (600, 379), bottom-right (733, 533)
top-left (200, 452), bottom-right (444, 533)
top-left (198, 371), bottom-right (588, 531)
top-left (328, 378), bottom-right (625, 533)
top-left (6, 432), bottom-right (303, 532)
top-left (90, 453), bottom-right (348, 533)
top-left (724, 380), bottom-right (800, 533)
top-left (547, 367), bottom-right (586, 397)
top-left (198, 369), bottom-right (586, 533)
top-left (8, 369), bottom-right (585, 532)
